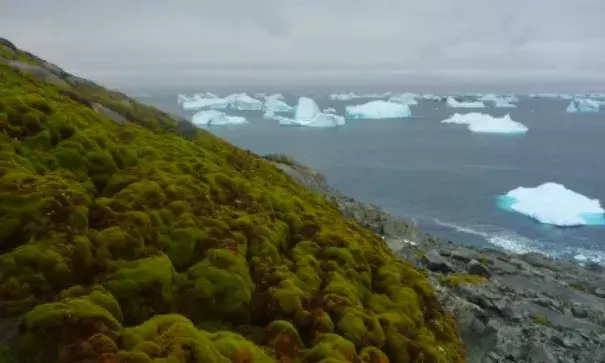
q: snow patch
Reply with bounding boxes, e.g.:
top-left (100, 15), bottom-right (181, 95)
top-left (441, 113), bottom-right (528, 134)
top-left (497, 182), bottom-right (605, 227)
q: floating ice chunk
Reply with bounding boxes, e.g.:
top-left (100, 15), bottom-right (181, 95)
top-left (329, 92), bottom-right (391, 101)
top-left (323, 108), bottom-right (337, 113)
top-left (388, 93), bottom-right (419, 105)
top-left (254, 92), bottom-right (267, 99)
top-left (181, 96), bottom-right (230, 111)
top-left (346, 100), bottom-right (412, 119)
top-left (442, 113), bottom-right (528, 133)
top-left (497, 182), bottom-right (605, 227)
top-left (191, 110), bottom-right (248, 126)
top-left (529, 93), bottom-right (573, 100)
top-left (330, 93), bottom-right (356, 101)
top-left (566, 98), bottom-right (600, 113)
top-left (422, 94), bottom-right (444, 101)
top-left (266, 93), bottom-right (285, 101)
top-left (278, 97), bottom-right (344, 127)
top-left (446, 97), bottom-right (485, 108)
top-left (493, 99), bottom-right (517, 108)
top-left (263, 97), bottom-right (293, 113)
top-left (226, 93), bottom-right (263, 111)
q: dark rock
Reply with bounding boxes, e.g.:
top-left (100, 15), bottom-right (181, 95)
top-left (468, 259), bottom-right (492, 278)
top-left (422, 250), bottom-right (455, 273)
top-left (6, 60), bottom-right (68, 86)
top-left (594, 288), bottom-right (605, 298)
top-left (93, 103), bottom-right (127, 124)
top-left (0, 38), bottom-right (17, 52)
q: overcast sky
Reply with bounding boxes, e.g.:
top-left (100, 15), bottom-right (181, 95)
top-left (2, 0), bottom-right (605, 88)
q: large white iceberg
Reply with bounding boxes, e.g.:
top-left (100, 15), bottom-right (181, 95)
top-left (442, 113), bottom-right (528, 133)
top-left (566, 98), bottom-right (600, 113)
top-left (263, 97), bottom-right (293, 113)
top-left (498, 182), bottom-right (605, 227)
top-left (446, 97), bottom-right (485, 108)
top-left (346, 100), bottom-right (412, 119)
top-left (277, 97), bottom-right (344, 127)
top-left (191, 110), bottom-right (248, 126)
top-left (388, 93), bottom-right (419, 105)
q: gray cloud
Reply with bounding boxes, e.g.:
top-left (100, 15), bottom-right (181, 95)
top-left (1, 0), bottom-right (605, 88)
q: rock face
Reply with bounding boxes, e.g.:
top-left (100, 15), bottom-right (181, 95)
top-left (271, 156), bottom-right (605, 363)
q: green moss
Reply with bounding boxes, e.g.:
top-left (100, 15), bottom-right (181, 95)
top-left (104, 256), bottom-right (176, 324)
top-left (0, 42), bottom-right (465, 363)
top-left (17, 289), bottom-right (121, 363)
top-left (441, 274), bottom-right (487, 286)
top-left (531, 314), bottom-right (552, 327)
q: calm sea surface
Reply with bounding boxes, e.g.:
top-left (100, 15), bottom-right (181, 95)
top-left (139, 92), bottom-right (605, 265)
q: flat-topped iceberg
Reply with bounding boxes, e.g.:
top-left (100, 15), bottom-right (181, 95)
top-left (498, 182), bottom-right (605, 227)
top-left (346, 100), bottom-right (412, 119)
top-left (442, 113), bottom-right (528, 134)
top-left (388, 93), bottom-right (419, 105)
top-left (566, 98), bottom-right (600, 113)
top-left (263, 97), bottom-right (293, 113)
top-left (329, 92), bottom-right (391, 101)
top-left (446, 97), bottom-right (485, 108)
top-left (178, 93), bottom-right (262, 111)
top-left (277, 97), bottom-right (344, 127)
top-left (181, 95), bottom-right (230, 111)
top-left (192, 110), bottom-right (248, 126)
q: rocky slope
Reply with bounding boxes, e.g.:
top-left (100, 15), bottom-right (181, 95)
top-left (0, 39), bottom-right (465, 362)
top-left (268, 156), bottom-right (605, 363)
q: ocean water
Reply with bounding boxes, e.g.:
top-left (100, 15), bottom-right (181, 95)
top-left (140, 93), bottom-right (605, 265)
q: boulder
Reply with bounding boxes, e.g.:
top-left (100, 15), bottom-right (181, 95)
top-left (422, 250), bottom-right (455, 273)
top-left (468, 259), bottom-right (492, 278)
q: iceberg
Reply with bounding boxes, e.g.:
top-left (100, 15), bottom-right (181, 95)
top-left (330, 93), bottom-right (356, 101)
top-left (446, 97), bottom-right (485, 108)
top-left (329, 92), bottom-right (391, 101)
top-left (277, 97), bottom-right (345, 127)
top-left (323, 108), bottom-right (337, 114)
top-left (346, 100), bottom-right (412, 119)
top-left (442, 113), bottom-right (528, 134)
top-left (493, 99), bottom-right (517, 108)
top-left (263, 97), bottom-right (293, 113)
top-left (191, 110), bottom-right (248, 126)
top-left (566, 98), bottom-right (600, 113)
top-left (498, 182), bottom-right (605, 227)
top-left (227, 93), bottom-right (263, 111)
top-left (422, 94), bottom-right (444, 101)
top-left (181, 95), bottom-right (230, 111)
top-left (388, 93), bottom-right (419, 105)
top-left (266, 93), bottom-right (285, 101)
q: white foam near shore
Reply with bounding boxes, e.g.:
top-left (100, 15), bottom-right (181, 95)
top-left (498, 182), bottom-right (605, 227)
top-left (441, 112), bottom-right (528, 133)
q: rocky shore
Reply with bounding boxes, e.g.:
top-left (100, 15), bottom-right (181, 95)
top-left (266, 154), bottom-right (605, 363)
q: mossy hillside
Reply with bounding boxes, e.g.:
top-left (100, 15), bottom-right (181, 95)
top-left (0, 43), bottom-right (465, 363)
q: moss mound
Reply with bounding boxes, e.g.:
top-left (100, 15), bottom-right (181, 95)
top-left (0, 41), bottom-right (465, 362)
